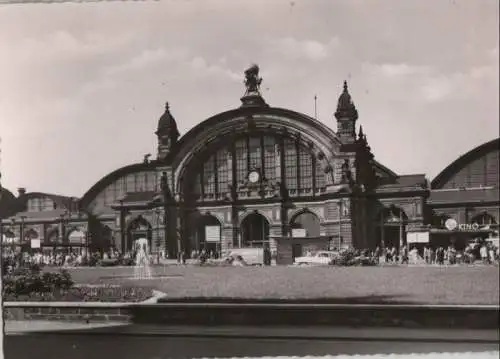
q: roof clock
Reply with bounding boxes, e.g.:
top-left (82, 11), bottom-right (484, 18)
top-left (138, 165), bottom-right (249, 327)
top-left (248, 170), bottom-right (260, 184)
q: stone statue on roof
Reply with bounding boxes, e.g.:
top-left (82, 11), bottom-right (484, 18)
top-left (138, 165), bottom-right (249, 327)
top-left (244, 64), bottom-right (262, 95)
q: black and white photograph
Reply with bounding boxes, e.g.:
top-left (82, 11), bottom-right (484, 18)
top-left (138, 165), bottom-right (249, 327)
top-left (0, 1), bottom-right (499, 358)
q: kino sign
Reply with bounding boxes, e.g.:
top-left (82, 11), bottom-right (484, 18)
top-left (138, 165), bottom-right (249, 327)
top-left (445, 218), bottom-right (480, 231)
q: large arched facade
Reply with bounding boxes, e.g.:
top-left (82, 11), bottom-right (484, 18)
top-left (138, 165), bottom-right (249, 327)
top-left (163, 103), bottom-right (365, 257)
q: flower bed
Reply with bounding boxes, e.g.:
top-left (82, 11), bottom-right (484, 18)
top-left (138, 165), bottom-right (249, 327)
top-left (2, 266), bottom-right (153, 302)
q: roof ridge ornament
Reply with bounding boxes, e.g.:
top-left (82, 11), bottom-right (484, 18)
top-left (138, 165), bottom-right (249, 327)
top-left (240, 64), bottom-right (269, 108)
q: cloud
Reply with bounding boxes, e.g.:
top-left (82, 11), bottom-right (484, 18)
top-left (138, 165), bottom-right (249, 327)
top-left (105, 48), bottom-right (189, 75)
top-left (376, 63), bottom-right (432, 77)
top-left (270, 37), bottom-right (340, 61)
top-left (420, 77), bottom-right (454, 102)
top-left (363, 61), bottom-right (498, 103)
top-left (189, 56), bottom-right (241, 81)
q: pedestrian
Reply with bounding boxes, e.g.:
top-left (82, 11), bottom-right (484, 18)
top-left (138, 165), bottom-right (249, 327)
top-left (480, 245), bottom-right (488, 265)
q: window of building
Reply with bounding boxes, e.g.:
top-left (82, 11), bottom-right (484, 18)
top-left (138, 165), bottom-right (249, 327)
top-left (299, 147), bottom-right (313, 190)
top-left (105, 186), bottom-right (114, 205)
top-left (217, 149), bottom-right (229, 195)
top-left (136, 172), bottom-right (146, 192)
top-left (235, 139), bottom-right (247, 184)
top-left (249, 137), bottom-right (261, 169)
top-left (203, 156), bottom-right (216, 195)
top-left (284, 139), bottom-right (297, 190)
top-left (264, 136), bottom-right (276, 181)
top-left (126, 174), bottom-right (136, 193)
top-left (315, 161), bottom-right (326, 190)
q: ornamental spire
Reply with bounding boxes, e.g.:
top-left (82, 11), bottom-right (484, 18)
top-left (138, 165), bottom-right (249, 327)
top-left (334, 80), bottom-right (358, 121)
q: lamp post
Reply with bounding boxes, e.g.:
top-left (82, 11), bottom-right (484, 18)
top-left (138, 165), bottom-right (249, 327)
top-left (119, 200), bottom-right (126, 254)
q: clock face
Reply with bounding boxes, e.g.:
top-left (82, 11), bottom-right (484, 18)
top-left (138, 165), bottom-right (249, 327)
top-left (248, 171), bottom-right (260, 183)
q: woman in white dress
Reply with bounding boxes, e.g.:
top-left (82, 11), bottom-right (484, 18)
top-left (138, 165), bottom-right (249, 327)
top-left (134, 237), bottom-right (152, 279)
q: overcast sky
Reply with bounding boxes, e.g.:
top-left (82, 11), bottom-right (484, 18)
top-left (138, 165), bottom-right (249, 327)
top-left (0, 0), bottom-right (498, 197)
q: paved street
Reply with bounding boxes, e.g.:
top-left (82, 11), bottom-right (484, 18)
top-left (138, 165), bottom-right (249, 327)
top-left (5, 322), bottom-right (499, 359)
top-left (5, 333), bottom-right (499, 359)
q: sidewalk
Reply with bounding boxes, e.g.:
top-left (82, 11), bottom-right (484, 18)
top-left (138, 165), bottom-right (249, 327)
top-left (6, 320), bottom-right (128, 334)
top-left (6, 320), bottom-right (499, 343)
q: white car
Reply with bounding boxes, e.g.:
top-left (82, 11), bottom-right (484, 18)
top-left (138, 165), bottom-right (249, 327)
top-left (294, 251), bottom-right (339, 266)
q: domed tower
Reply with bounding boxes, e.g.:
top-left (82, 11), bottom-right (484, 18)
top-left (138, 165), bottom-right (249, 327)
top-left (335, 81), bottom-right (358, 144)
top-left (155, 102), bottom-right (180, 162)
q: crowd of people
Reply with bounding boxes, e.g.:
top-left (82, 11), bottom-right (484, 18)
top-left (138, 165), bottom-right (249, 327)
top-left (1, 239), bottom-right (498, 270)
top-left (363, 241), bottom-right (499, 265)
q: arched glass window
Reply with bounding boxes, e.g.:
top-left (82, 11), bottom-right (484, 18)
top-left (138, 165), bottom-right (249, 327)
top-left (186, 134), bottom-right (327, 201)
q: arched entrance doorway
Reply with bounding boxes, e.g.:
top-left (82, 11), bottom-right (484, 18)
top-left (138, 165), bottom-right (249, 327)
top-left (290, 211), bottom-right (320, 237)
top-left (290, 210), bottom-right (321, 258)
top-left (189, 214), bottom-right (222, 257)
top-left (127, 216), bottom-right (152, 253)
top-left (376, 205), bottom-right (407, 249)
top-left (240, 212), bottom-right (270, 248)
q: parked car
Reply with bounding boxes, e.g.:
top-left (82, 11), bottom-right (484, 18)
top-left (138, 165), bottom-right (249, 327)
top-left (294, 251), bottom-right (340, 265)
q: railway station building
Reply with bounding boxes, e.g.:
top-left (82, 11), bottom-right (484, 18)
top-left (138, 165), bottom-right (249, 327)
top-left (1, 66), bottom-right (498, 263)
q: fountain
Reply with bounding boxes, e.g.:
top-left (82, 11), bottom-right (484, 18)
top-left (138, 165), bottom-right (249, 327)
top-left (133, 237), bottom-right (152, 280)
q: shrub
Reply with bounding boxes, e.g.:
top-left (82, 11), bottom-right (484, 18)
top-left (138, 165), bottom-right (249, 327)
top-left (2, 267), bottom-right (74, 299)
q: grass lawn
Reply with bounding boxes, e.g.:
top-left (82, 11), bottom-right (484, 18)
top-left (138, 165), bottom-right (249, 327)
top-left (63, 265), bottom-right (500, 305)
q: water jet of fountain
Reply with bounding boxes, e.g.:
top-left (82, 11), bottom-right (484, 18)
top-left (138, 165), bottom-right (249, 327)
top-left (134, 237), bottom-right (152, 280)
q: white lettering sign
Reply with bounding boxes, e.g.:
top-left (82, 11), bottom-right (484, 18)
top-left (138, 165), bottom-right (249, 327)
top-left (292, 228), bottom-right (307, 238)
top-left (205, 225), bottom-right (221, 243)
top-left (31, 239), bottom-right (41, 248)
top-left (407, 232), bottom-right (429, 244)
